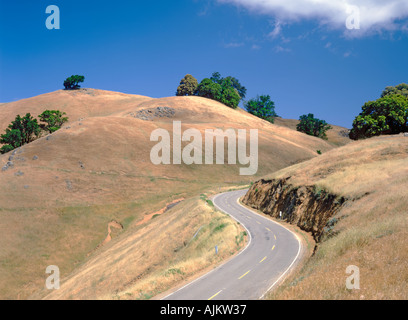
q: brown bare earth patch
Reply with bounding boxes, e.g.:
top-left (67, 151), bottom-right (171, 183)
top-left (136, 198), bottom-right (184, 226)
top-left (88, 220), bottom-right (124, 256)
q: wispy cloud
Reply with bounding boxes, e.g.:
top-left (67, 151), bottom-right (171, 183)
top-left (196, 0), bottom-right (212, 16)
top-left (218, 0), bottom-right (408, 36)
top-left (223, 42), bottom-right (245, 48)
top-left (274, 45), bottom-right (291, 53)
top-left (268, 20), bottom-right (283, 39)
top-left (343, 51), bottom-right (353, 58)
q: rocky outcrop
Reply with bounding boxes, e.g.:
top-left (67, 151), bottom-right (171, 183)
top-left (129, 106), bottom-right (176, 121)
top-left (242, 178), bottom-right (347, 242)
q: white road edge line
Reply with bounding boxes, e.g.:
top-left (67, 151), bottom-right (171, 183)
top-left (234, 194), bottom-right (302, 300)
top-left (161, 189), bottom-right (302, 300)
top-left (161, 191), bottom-right (252, 300)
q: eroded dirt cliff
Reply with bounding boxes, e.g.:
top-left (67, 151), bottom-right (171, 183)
top-left (242, 178), bottom-right (347, 242)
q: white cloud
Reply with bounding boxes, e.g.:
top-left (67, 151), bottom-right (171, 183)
top-left (268, 20), bottom-right (283, 38)
top-left (218, 0), bottom-right (408, 36)
top-left (343, 51), bottom-right (353, 58)
top-left (274, 45), bottom-right (291, 53)
top-left (223, 42), bottom-right (245, 48)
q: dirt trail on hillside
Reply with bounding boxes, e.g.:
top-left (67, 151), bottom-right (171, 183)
top-left (87, 199), bottom-right (184, 256)
top-left (88, 220), bottom-right (123, 256)
top-left (136, 198), bottom-right (184, 226)
top-left (102, 221), bottom-right (124, 245)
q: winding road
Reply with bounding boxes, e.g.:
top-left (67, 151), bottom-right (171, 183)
top-left (163, 189), bottom-right (302, 300)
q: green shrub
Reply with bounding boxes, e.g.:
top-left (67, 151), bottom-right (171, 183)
top-left (297, 113), bottom-right (332, 139)
top-left (206, 199), bottom-right (214, 207)
top-left (176, 74), bottom-right (198, 96)
top-left (195, 72), bottom-right (244, 109)
top-left (213, 223), bottom-right (227, 233)
top-left (0, 113), bottom-right (40, 154)
top-left (0, 110), bottom-right (68, 154)
top-left (39, 110), bottom-right (69, 134)
top-left (349, 94), bottom-right (408, 140)
top-left (244, 95), bottom-right (277, 123)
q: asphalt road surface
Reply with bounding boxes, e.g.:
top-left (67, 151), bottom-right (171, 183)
top-left (163, 189), bottom-right (302, 300)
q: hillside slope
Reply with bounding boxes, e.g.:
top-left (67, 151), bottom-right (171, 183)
top-left (243, 135), bottom-right (408, 299)
top-left (0, 89), bottom-right (343, 299)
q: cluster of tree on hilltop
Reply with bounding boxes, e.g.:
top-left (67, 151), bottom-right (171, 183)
top-left (176, 72), bottom-right (246, 110)
top-left (176, 72), bottom-right (278, 121)
top-left (176, 73), bottom-right (332, 140)
top-left (176, 74), bottom-right (408, 141)
top-left (53, 72), bottom-right (333, 142)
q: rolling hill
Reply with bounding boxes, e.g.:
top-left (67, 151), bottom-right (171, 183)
top-left (0, 88), bottom-right (348, 299)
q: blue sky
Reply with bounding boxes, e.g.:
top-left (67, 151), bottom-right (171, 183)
top-left (0, 0), bottom-right (408, 128)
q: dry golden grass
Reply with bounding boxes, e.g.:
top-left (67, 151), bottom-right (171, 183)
top-left (0, 89), bottom-right (345, 299)
top-left (265, 136), bottom-right (408, 300)
top-left (35, 195), bottom-right (246, 300)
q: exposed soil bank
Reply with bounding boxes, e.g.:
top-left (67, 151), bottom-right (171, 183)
top-left (242, 178), bottom-right (347, 242)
